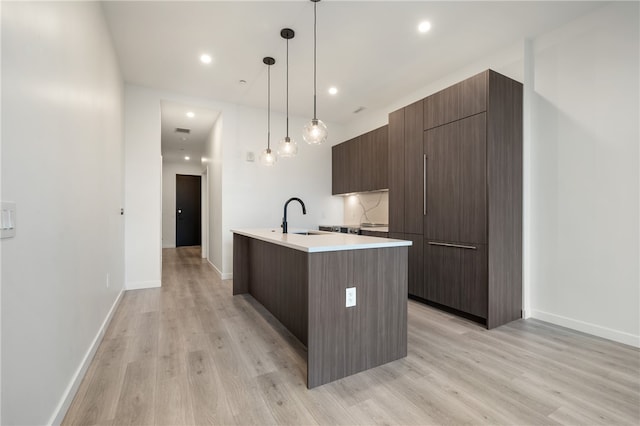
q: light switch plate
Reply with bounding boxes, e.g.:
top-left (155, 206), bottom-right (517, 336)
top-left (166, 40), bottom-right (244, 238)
top-left (1, 201), bottom-right (16, 239)
top-left (346, 287), bottom-right (356, 307)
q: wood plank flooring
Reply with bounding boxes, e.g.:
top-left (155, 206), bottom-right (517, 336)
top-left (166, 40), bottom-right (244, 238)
top-left (63, 246), bottom-right (640, 425)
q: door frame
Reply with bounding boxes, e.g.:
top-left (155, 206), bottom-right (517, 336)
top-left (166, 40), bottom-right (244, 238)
top-left (175, 174), bottom-right (202, 247)
top-left (201, 167), bottom-right (209, 259)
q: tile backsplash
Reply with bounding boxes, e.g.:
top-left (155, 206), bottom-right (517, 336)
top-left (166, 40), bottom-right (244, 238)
top-left (343, 192), bottom-right (389, 225)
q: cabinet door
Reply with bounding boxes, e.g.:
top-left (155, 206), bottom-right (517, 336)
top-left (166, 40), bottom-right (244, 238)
top-left (424, 113), bottom-right (487, 244)
top-left (331, 142), bottom-right (348, 195)
top-left (424, 71), bottom-right (487, 130)
top-left (360, 127), bottom-right (388, 192)
top-left (390, 233), bottom-right (423, 299)
top-left (404, 100), bottom-right (424, 235)
top-left (354, 132), bottom-right (367, 192)
top-left (370, 126), bottom-right (389, 191)
top-left (424, 241), bottom-right (487, 318)
top-left (388, 110), bottom-right (405, 233)
top-left (407, 234), bottom-right (424, 299)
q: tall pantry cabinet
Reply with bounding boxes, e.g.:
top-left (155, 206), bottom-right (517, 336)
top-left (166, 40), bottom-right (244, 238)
top-left (389, 70), bottom-right (522, 329)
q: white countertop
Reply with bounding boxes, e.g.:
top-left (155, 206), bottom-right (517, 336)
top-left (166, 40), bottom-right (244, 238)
top-left (232, 228), bottom-right (411, 253)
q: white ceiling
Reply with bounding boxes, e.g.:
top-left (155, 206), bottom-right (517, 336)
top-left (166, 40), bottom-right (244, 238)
top-left (160, 101), bottom-right (219, 163)
top-left (103, 0), bottom-right (606, 159)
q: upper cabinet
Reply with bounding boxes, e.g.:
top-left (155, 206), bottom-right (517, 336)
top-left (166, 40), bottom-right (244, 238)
top-left (332, 125), bottom-right (388, 195)
top-left (423, 72), bottom-right (487, 130)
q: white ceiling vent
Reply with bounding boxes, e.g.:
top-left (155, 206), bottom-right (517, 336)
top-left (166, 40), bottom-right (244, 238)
top-left (175, 127), bottom-right (191, 134)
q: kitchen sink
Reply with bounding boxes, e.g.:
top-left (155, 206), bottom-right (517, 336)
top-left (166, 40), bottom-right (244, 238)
top-left (291, 231), bottom-right (327, 236)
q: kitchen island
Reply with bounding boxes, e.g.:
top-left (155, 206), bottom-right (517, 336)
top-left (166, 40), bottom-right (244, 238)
top-left (232, 229), bottom-right (411, 388)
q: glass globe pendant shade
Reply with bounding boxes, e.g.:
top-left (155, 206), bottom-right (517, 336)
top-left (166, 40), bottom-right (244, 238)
top-left (303, 118), bottom-right (328, 145)
top-left (277, 136), bottom-right (298, 157)
top-left (259, 148), bottom-right (277, 166)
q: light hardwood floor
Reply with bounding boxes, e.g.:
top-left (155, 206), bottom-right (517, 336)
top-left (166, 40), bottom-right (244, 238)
top-left (63, 246), bottom-right (640, 425)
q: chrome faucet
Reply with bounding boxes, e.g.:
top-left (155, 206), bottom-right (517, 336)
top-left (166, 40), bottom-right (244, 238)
top-left (282, 197), bottom-right (306, 233)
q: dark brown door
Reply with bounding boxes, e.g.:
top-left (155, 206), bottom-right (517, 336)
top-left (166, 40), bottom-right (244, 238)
top-left (368, 126), bottom-right (389, 191)
top-left (176, 174), bottom-right (201, 247)
top-left (332, 143), bottom-right (347, 195)
top-left (424, 241), bottom-right (488, 318)
top-left (350, 135), bottom-right (364, 192)
top-left (424, 113), bottom-right (487, 244)
top-left (424, 71), bottom-right (487, 130)
top-left (388, 109), bottom-right (405, 233)
top-left (404, 100), bottom-right (424, 235)
top-left (406, 234), bottom-right (424, 298)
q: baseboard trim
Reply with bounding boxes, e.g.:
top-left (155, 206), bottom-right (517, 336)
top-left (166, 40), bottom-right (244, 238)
top-left (531, 309), bottom-right (640, 348)
top-left (162, 244), bottom-right (176, 249)
top-left (207, 259), bottom-right (233, 280)
top-left (126, 279), bottom-right (161, 290)
top-left (49, 289), bottom-right (124, 425)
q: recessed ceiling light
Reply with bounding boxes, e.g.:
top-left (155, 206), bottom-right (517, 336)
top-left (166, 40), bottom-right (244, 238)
top-left (186, 111), bottom-right (195, 118)
top-left (328, 87), bottom-right (338, 95)
top-left (239, 79), bottom-right (247, 84)
top-left (184, 156), bottom-right (190, 160)
top-left (200, 54), bottom-right (212, 64)
top-left (418, 21), bottom-right (431, 33)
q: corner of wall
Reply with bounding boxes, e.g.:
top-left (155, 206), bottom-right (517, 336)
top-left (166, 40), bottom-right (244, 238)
top-left (49, 290), bottom-right (125, 425)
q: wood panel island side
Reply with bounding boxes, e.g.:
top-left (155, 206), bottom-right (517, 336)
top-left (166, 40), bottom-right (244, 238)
top-left (232, 229), bottom-right (411, 388)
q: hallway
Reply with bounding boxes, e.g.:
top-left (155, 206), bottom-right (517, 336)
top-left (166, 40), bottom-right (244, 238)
top-left (63, 247), bottom-right (640, 425)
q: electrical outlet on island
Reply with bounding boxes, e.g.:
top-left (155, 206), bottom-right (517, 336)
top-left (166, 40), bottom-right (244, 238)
top-left (346, 287), bottom-right (356, 307)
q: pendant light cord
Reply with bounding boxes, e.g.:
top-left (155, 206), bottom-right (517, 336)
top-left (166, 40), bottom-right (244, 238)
top-left (267, 62), bottom-right (271, 150)
top-left (313, 0), bottom-right (317, 120)
top-left (286, 37), bottom-right (290, 138)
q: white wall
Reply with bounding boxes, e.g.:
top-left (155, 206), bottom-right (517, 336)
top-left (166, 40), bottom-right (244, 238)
top-left (218, 105), bottom-right (345, 276)
top-left (125, 86), bottom-right (345, 283)
top-left (1, 2), bottom-right (125, 424)
top-left (204, 116), bottom-right (224, 274)
top-left (529, 2), bottom-right (639, 346)
top-left (124, 85), bottom-right (163, 289)
top-left (161, 159), bottom-right (204, 248)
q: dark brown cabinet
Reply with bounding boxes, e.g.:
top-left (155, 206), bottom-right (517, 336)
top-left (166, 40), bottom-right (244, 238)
top-left (424, 241), bottom-right (488, 319)
top-left (331, 142), bottom-right (348, 195)
top-left (404, 101), bottom-right (424, 235)
top-left (423, 70), bottom-right (522, 328)
top-left (390, 233), bottom-right (424, 299)
top-left (424, 113), bottom-right (487, 244)
top-left (370, 126), bottom-right (389, 191)
top-left (388, 69), bottom-right (522, 329)
top-left (388, 100), bottom-right (423, 234)
top-left (424, 71), bottom-right (487, 129)
top-left (332, 125), bottom-right (388, 195)
top-left (388, 101), bottom-right (424, 301)
top-left (388, 110), bottom-right (405, 233)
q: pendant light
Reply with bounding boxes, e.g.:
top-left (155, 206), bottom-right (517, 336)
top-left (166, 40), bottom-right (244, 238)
top-left (277, 28), bottom-right (298, 158)
top-left (302, 0), bottom-right (328, 145)
top-left (259, 56), bottom-right (277, 166)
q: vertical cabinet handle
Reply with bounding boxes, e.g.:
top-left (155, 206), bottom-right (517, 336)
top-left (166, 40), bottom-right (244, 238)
top-left (423, 154), bottom-right (427, 215)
